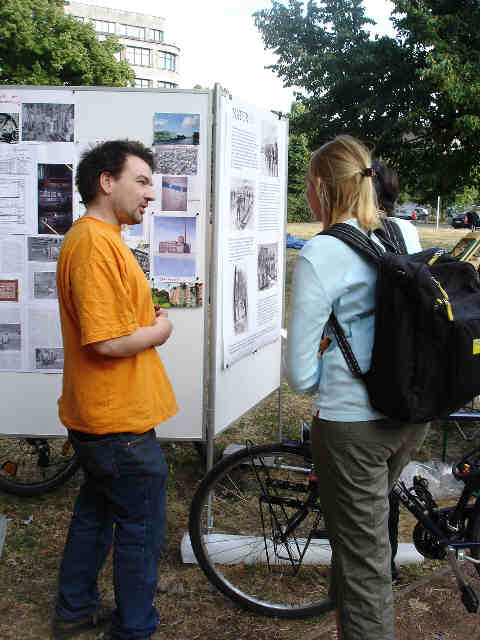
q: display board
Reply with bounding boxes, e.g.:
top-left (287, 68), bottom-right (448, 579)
top-left (211, 92), bottom-right (288, 436)
top-left (0, 86), bottom-right (211, 439)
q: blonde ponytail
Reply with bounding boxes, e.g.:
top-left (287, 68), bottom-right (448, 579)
top-left (307, 135), bottom-right (380, 232)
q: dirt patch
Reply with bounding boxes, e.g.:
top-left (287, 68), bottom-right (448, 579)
top-left (1, 423), bottom-right (479, 640)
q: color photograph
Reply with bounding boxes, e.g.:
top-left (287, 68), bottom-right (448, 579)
top-left (162, 175), bottom-right (188, 211)
top-left (0, 280), bottom-right (19, 302)
top-left (152, 215), bottom-right (197, 280)
top-left (153, 113), bottom-right (200, 145)
top-left (37, 164), bottom-right (73, 235)
top-left (151, 281), bottom-right (203, 308)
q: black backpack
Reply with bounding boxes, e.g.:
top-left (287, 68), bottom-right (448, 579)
top-left (322, 220), bottom-right (480, 423)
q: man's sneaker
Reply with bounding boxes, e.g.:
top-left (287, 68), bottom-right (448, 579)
top-left (52, 601), bottom-right (114, 640)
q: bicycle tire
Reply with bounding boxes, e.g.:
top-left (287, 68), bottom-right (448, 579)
top-left (0, 436), bottom-right (80, 497)
top-left (189, 441), bottom-right (335, 618)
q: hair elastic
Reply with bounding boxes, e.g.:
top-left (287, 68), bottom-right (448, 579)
top-left (361, 167), bottom-right (376, 178)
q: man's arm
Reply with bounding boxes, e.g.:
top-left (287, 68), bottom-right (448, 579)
top-left (91, 311), bottom-right (173, 358)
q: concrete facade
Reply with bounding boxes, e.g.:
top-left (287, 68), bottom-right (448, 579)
top-left (65, 2), bottom-right (181, 88)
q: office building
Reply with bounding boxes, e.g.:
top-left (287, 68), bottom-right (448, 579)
top-left (65, 2), bottom-right (181, 88)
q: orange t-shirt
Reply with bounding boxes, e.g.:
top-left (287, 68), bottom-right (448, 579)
top-left (57, 216), bottom-right (178, 434)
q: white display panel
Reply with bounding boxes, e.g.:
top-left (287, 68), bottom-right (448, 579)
top-left (211, 93), bottom-right (288, 436)
top-left (0, 86), bottom-right (211, 439)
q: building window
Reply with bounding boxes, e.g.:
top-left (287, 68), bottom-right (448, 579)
top-left (118, 24), bottom-right (146, 40)
top-left (158, 81), bottom-right (177, 89)
top-left (158, 52), bottom-right (176, 72)
top-left (149, 28), bottom-right (163, 42)
top-left (126, 46), bottom-right (151, 67)
top-left (91, 19), bottom-right (116, 34)
top-left (135, 78), bottom-right (152, 88)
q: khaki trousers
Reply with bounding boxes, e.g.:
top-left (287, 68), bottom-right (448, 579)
top-left (312, 417), bottom-right (428, 640)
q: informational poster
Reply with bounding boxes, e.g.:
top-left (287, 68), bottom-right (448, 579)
top-left (0, 88), bottom-right (75, 373)
top-left (0, 234), bottom-right (64, 372)
top-left (149, 111), bottom-right (203, 303)
top-left (218, 100), bottom-right (287, 368)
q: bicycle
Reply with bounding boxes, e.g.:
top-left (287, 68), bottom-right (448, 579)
top-left (188, 421), bottom-right (480, 619)
top-left (0, 435), bottom-right (80, 497)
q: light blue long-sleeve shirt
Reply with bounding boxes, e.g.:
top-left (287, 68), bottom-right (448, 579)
top-left (286, 217), bottom-right (422, 421)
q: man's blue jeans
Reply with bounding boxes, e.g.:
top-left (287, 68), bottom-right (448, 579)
top-left (55, 429), bottom-right (168, 639)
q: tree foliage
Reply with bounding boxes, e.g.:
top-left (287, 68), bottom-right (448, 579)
top-left (254, 0), bottom-right (480, 203)
top-left (0, 0), bottom-right (133, 87)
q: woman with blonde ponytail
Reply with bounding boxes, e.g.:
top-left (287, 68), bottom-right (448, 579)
top-left (286, 135), bottom-right (428, 640)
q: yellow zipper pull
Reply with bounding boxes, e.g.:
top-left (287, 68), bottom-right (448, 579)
top-left (428, 250), bottom-right (444, 266)
top-left (434, 280), bottom-right (454, 321)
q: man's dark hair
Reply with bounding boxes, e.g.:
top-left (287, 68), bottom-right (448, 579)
top-left (76, 139), bottom-right (155, 205)
top-left (372, 159), bottom-right (399, 216)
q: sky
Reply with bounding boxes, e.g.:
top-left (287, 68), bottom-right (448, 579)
top-left (74, 0), bottom-right (396, 113)
top-left (153, 113), bottom-right (200, 136)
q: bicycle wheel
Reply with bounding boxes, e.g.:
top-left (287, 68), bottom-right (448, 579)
top-left (189, 442), bottom-right (334, 618)
top-left (0, 436), bottom-right (80, 497)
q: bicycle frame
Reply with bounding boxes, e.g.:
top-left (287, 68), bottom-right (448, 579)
top-left (254, 437), bottom-right (480, 613)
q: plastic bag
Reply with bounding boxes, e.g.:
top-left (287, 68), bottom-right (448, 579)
top-left (399, 459), bottom-right (463, 500)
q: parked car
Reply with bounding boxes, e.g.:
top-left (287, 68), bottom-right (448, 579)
top-left (451, 211), bottom-right (480, 229)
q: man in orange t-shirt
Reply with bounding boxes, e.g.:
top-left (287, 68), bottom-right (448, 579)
top-left (52, 140), bottom-right (178, 640)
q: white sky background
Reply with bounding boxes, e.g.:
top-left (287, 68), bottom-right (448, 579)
top-left (73, 0), bottom-right (395, 113)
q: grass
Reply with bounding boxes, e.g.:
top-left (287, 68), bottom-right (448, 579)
top-left (0, 221), bottom-right (476, 639)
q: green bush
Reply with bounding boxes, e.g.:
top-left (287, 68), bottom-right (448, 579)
top-left (287, 193), bottom-right (311, 223)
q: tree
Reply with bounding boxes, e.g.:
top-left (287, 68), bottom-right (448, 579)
top-left (0, 0), bottom-right (133, 86)
top-left (286, 103), bottom-right (312, 221)
top-left (254, 0), bottom-right (480, 203)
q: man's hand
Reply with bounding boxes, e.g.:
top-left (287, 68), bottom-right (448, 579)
top-left (154, 305), bottom-right (168, 318)
top-left (151, 313), bottom-right (173, 345)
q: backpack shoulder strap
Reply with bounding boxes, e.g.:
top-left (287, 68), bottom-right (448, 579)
top-left (376, 218), bottom-right (408, 254)
top-left (319, 223), bottom-right (383, 379)
top-left (320, 223), bottom-right (383, 265)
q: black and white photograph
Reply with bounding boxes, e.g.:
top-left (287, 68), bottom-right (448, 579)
top-left (0, 323), bottom-right (21, 351)
top-left (153, 145), bottom-right (198, 176)
top-left (28, 236), bottom-right (63, 262)
top-left (22, 103), bottom-right (74, 142)
top-left (162, 176), bottom-right (188, 212)
top-left (33, 271), bottom-right (57, 299)
top-left (257, 243), bottom-right (278, 291)
top-left (261, 121), bottom-right (279, 178)
top-left (230, 178), bottom-right (255, 231)
top-left (38, 163), bottom-right (73, 235)
top-left (233, 263), bottom-right (248, 335)
top-left (0, 112), bottom-right (19, 144)
top-left (35, 347), bottom-right (64, 370)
